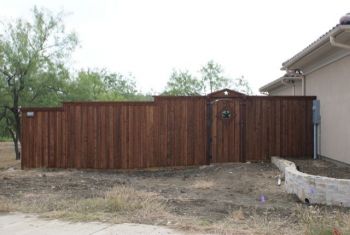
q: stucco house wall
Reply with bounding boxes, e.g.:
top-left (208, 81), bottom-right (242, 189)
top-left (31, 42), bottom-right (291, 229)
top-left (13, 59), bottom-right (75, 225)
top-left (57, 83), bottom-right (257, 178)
top-left (265, 55), bottom-right (350, 164)
top-left (260, 21), bottom-right (350, 165)
top-left (269, 81), bottom-right (302, 96)
top-left (269, 56), bottom-right (350, 164)
top-left (304, 55), bottom-right (350, 164)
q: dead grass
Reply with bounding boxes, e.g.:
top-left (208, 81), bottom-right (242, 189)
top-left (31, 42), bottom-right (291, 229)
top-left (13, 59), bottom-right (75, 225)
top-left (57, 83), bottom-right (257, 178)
top-left (295, 205), bottom-right (350, 235)
top-left (172, 206), bottom-right (350, 235)
top-left (191, 180), bottom-right (214, 189)
top-left (229, 207), bottom-right (246, 221)
top-left (2, 185), bottom-right (350, 235)
top-left (0, 142), bottom-right (20, 170)
top-left (0, 197), bottom-right (11, 213)
top-left (214, 208), bottom-right (301, 235)
top-left (172, 207), bottom-right (302, 235)
top-left (11, 186), bottom-right (172, 225)
top-left (5, 189), bottom-right (350, 235)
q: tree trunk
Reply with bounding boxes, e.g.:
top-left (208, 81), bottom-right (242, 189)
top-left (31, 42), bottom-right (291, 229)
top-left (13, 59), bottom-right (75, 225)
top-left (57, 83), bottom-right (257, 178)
top-left (13, 136), bottom-right (20, 160)
top-left (11, 88), bottom-right (21, 160)
top-left (14, 111), bottom-right (21, 160)
top-left (8, 128), bottom-right (20, 160)
top-left (8, 126), bottom-right (20, 160)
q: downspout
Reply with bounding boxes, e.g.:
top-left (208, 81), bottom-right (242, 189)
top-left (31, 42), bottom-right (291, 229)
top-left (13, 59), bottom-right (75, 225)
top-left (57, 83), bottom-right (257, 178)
top-left (312, 100), bottom-right (320, 160)
top-left (292, 83), bottom-right (295, 96)
top-left (313, 122), bottom-right (317, 160)
top-left (301, 75), bottom-right (305, 96)
top-left (281, 78), bottom-right (300, 95)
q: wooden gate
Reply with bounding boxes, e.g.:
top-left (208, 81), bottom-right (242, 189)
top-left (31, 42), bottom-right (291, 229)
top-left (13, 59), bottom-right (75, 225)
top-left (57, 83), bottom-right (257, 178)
top-left (207, 89), bottom-right (246, 163)
top-left (210, 98), bottom-right (242, 163)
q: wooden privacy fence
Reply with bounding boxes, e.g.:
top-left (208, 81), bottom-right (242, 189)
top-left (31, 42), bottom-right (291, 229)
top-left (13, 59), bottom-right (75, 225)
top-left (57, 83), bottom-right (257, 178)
top-left (21, 89), bottom-right (315, 169)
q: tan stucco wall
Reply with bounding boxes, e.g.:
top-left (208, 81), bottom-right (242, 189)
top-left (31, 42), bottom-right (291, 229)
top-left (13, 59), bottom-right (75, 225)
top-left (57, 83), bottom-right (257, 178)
top-left (305, 55), bottom-right (350, 164)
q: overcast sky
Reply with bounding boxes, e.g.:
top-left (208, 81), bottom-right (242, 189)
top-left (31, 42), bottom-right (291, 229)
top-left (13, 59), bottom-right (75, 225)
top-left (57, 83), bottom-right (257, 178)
top-left (2, 0), bottom-right (350, 94)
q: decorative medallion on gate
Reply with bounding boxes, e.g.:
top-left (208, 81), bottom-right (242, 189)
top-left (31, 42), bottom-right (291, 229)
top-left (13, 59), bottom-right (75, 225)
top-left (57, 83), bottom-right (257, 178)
top-left (221, 109), bottom-right (232, 119)
top-left (218, 106), bottom-right (235, 120)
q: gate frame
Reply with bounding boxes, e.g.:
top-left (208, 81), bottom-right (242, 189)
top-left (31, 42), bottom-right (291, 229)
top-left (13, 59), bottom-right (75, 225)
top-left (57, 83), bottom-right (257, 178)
top-left (206, 89), bottom-right (247, 164)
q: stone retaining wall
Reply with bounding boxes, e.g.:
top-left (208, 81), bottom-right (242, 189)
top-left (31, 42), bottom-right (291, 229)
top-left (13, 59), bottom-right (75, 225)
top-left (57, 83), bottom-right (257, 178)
top-left (271, 157), bottom-right (350, 207)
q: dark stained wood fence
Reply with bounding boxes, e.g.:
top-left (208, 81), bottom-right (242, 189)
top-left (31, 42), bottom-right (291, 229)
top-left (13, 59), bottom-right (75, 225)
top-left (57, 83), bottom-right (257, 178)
top-left (21, 89), bottom-right (315, 169)
top-left (243, 97), bottom-right (314, 161)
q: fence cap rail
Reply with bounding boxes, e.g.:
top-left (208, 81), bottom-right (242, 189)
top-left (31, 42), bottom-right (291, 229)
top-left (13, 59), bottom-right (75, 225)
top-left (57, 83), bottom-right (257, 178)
top-left (21, 107), bottom-right (63, 112)
top-left (154, 96), bottom-right (205, 99)
top-left (20, 95), bottom-right (317, 112)
top-left (246, 95), bottom-right (316, 99)
top-left (63, 101), bottom-right (155, 104)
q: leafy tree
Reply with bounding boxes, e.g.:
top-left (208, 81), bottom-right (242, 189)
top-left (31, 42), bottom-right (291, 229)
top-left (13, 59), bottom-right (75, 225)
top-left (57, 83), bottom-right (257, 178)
top-left (65, 69), bottom-right (106, 101)
top-left (200, 60), bottom-right (253, 95)
top-left (132, 91), bottom-right (154, 101)
top-left (21, 64), bottom-right (71, 107)
top-left (65, 69), bottom-right (141, 101)
top-left (0, 7), bottom-right (78, 159)
top-left (0, 116), bottom-right (10, 140)
top-left (200, 60), bottom-right (230, 94)
top-left (232, 76), bottom-right (253, 95)
top-left (163, 69), bottom-right (203, 96)
top-left (103, 72), bottom-right (138, 100)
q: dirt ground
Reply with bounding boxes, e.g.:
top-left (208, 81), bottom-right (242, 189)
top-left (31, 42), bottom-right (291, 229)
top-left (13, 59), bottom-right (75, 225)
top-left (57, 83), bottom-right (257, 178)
top-left (1, 142), bottom-right (350, 234)
top-left (291, 158), bottom-right (350, 179)
top-left (0, 142), bottom-right (20, 170)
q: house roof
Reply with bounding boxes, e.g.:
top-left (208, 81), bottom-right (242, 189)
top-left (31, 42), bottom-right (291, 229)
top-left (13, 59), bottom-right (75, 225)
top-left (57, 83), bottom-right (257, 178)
top-left (282, 24), bottom-right (350, 70)
top-left (259, 24), bottom-right (350, 93)
top-left (259, 74), bottom-right (302, 93)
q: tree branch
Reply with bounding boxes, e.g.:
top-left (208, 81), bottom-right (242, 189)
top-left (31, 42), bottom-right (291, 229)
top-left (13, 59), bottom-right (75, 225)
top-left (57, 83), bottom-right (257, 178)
top-left (0, 68), bottom-right (16, 83)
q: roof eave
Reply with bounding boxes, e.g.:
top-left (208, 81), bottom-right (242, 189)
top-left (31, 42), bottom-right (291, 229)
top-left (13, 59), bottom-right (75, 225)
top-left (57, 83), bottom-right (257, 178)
top-left (259, 77), bottom-right (284, 92)
top-left (259, 76), bottom-right (303, 93)
top-left (281, 24), bottom-right (350, 70)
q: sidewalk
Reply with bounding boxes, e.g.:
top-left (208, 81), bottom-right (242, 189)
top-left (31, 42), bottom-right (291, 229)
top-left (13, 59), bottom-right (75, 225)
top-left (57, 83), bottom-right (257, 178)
top-left (0, 213), bottom-right (183, 235)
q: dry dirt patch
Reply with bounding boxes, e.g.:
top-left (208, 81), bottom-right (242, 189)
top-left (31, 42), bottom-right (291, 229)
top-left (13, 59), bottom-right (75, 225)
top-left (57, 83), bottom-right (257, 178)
top-left (291, 158), bottom-right (350, 179)
top-left (191, 179), bottom-right (214, 189)
top-left (1, 144), bottom-right (350, 234)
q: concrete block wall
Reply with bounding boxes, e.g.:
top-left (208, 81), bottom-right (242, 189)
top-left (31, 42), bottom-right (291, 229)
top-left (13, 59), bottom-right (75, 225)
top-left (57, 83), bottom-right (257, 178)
top-left (271, 157), bottom-right (350, 207)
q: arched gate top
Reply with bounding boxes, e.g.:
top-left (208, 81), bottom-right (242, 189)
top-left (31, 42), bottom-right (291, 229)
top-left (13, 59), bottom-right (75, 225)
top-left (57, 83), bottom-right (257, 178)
top-left (207, 88), bottom-right (246, 98)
